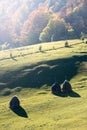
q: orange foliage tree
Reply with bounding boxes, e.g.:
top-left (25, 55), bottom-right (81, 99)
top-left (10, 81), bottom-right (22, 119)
top-left (20, 7), bottom-right (51, 45)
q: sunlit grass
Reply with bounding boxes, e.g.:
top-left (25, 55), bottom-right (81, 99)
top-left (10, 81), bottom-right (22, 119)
top-left (0, 39), bottom-right (87, 130)
top-left (0, 88), bottom-right (87, 130)
top-left (0, 39), bottom-right (81, 61)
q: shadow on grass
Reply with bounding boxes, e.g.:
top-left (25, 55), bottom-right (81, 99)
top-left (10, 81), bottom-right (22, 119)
top-left (69, 90), bottom-right (81, 97)
top-left (11, 56), bottom-right (17, 61)
top-left (11, 106), bottom-right (28, 118)
top-left (53, 90), bottom-right (81, 98)
top-left (0, 55), bottom-right (87, 89)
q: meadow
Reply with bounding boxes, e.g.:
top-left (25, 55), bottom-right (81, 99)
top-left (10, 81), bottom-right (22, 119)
top-left (0, 39), bottom-right (87, 130)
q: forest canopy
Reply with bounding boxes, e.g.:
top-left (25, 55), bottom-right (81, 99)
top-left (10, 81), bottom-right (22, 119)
top-left (0, 0), bottom-right (87, 49)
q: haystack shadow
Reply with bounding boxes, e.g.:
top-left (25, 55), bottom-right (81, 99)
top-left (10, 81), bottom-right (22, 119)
top-left (68, 90), bottom-right (81, 97)
top-left (54, 90), bottom-right (81, 98)
top-left (11, 106), bottom-right (28, 118)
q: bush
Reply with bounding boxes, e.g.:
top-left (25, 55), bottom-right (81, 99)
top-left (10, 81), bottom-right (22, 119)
top-left (1, 88), bottom-right (11, 96)
top-left (65, 41), bottom-right (69, 47)
top-left (81, 37), bottom-right (84, 42)
top-left (39, 45), bottom-right (42, 52)
top-left (13, 87), bottom-right (22, 92)
top-left (85, 41), bottom-right (87, 44)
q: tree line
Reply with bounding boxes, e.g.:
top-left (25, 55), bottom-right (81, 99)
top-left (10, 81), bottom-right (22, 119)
top-left (0, 0), bottom-right (87, 49)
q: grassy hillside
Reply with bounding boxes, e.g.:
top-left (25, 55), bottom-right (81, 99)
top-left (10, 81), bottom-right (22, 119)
top-left (0, 39), bottom-right (87, 130)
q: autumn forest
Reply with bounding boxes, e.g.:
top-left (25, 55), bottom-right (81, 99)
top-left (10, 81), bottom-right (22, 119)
top-left (0, 0), bottom-right (87, 49)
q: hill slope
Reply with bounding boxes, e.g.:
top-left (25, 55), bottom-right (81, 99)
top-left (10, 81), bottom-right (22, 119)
top-left (0, 39), bottom-right (87, 130)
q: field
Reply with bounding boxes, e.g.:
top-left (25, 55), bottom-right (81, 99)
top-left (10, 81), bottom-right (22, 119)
top-left (0, 39), bottom-right (87, 130)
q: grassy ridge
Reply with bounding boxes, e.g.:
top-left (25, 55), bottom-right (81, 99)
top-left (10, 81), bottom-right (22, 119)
top-left (0, 39), bottom-right (86, 90)
top-left (0, 39), bottom-right (87, 130)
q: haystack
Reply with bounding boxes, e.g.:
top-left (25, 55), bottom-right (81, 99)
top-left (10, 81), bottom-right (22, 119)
top-left (51, 82), bottom-right (61, 95)
top-left (9, 95), bottom-right (20, 109)
top-left (62, 80), bottom-right (72, 94)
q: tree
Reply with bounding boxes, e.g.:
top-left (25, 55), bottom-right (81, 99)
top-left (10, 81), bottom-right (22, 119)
top-left (65, 1), bottom-right (87, 38)
top-left (39, 15), bottom-right (68, 42)
top-left (20, 7), bottom-right (51, 45)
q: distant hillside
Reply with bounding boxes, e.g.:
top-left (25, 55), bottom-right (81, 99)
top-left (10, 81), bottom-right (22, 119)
top-left (0, 39), bottom-right (87, 96)
top-left (0, 0), bottom-right (87, 48)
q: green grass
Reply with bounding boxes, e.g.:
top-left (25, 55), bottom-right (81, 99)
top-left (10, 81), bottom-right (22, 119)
top-left (0, 89), bottom-right (87, 130)
top-left (0, 39), bottom-right (87, 130)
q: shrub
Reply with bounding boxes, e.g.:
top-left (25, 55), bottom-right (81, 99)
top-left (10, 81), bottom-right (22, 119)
top-left (81, 36), bottom-right (85, 43)
top-left (65, 41), bottom-right (69, 47)
top-left (85, 41), bottom-right (87, 44)
top-left (1, 88), bottom-right (11, 96)
top-left (13, 87), bottom-right (22, 92)
top-left (39, 45), bottom-right (42, 52)
top-left (53, 46), bottom-right (55, 50)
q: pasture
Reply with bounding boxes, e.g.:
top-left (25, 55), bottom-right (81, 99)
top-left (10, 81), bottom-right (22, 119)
top-left (0, 39), bottom-right (87, 130)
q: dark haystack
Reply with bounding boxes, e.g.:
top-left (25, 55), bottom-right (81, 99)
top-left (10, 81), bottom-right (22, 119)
top-left (51, 82), bottom-right (61, 95)
top-left (62, 80), bottom-right (72, 94)
top-left (9, 95), bottom-right (20, 109)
